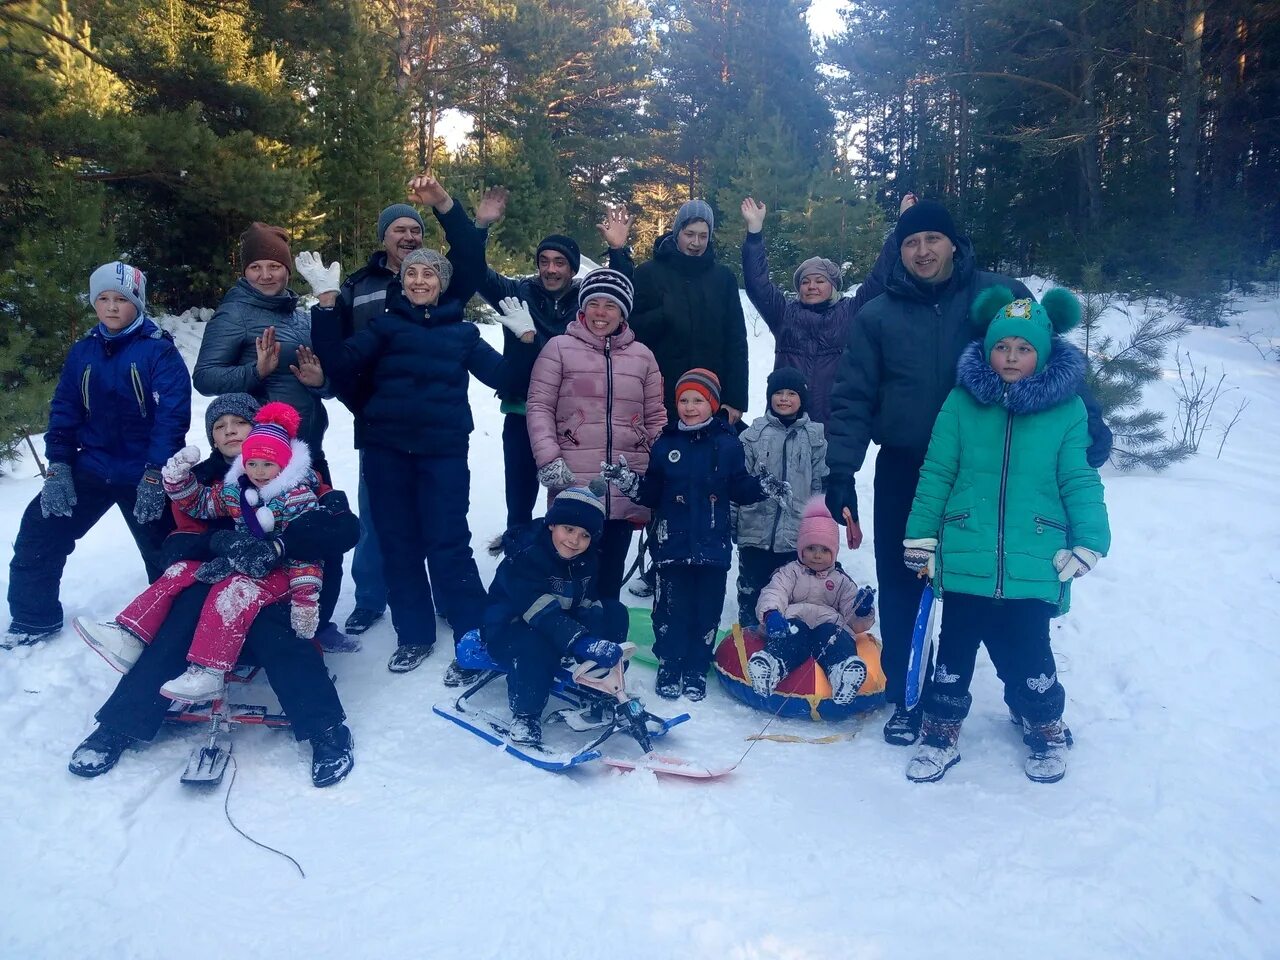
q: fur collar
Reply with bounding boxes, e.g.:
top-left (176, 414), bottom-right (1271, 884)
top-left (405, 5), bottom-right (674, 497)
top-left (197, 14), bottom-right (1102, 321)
top-left (956, 336), bottom-right (1086, 414)
top-left (225, 439), bottom-right (313, 503)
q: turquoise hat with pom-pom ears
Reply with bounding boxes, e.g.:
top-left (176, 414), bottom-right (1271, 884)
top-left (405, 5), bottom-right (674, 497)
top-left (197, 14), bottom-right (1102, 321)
top-left (972, 286), bottom-right (1082, 374)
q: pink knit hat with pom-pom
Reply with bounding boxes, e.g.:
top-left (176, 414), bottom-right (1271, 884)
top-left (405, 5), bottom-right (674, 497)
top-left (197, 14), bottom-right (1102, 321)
top-left (241, 401), bottom-right (301, 467)
top-left (796, 495), bottom-right (840, 560)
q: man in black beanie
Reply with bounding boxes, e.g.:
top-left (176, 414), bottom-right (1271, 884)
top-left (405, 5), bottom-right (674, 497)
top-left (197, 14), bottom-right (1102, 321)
top-left (472, 189), bottom-right (635, 537)
top-left (824, 196), bottom-right (1112, 748)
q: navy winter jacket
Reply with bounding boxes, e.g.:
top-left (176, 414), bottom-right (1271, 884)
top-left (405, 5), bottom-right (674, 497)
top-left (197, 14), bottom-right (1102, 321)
top-left (484, 522), bottom-right (603, 652)
top-left (336, 250), bottom-right (399, 336)
top-left (635, 417), bottom-right (769, 569)
top-left (478, 246), bottom-right (635, 406)
top-left (45, 317), bottom-right (191, 486)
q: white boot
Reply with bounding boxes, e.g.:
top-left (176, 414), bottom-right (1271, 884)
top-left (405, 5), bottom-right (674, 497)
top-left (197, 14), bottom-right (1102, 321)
top-left (747, 650), bottom-right (785, 697)
top-left (74, 617), bottom-right (145, 674)
top-left (905, 716), bottom-right (963, 783)
top-left (160, 664), bottom-right (226, 703)
top-left (1024, 719), bottom-right (1070, 783)
top-left (826, 656), bottom-right (868, 705)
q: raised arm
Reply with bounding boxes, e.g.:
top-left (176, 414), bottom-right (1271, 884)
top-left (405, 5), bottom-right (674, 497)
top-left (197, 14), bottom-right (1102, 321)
top-left (740, 198), bottom-right (787, 331)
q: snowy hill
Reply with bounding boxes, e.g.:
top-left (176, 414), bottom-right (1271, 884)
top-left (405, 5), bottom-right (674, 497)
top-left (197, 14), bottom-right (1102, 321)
top-left (2, 284), bottom-right (1279, 960)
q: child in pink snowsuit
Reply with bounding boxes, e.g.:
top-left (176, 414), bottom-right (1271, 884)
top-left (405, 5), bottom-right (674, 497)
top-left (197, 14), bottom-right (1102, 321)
top-left (748, 496), bottom-right (878, 705)
top-left (104, 402), bottom-right (323, 702)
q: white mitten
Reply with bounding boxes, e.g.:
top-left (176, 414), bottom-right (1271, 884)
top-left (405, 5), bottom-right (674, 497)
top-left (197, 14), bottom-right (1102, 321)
top-left (537, 457), bottom-right (578, 489)
top-left (1053, 546), bottom-right (1101, 582)
top-left (291, 597), bottom-right (320, 639)
top-left (294, 251), bottom-right (342, 296)
top-left (162, 445), bottom-right (203, 484)
top-left (496, 297), bottom-right (536, 339)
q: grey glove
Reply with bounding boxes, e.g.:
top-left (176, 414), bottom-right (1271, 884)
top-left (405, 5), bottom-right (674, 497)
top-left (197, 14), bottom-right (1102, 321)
top-left (133, 468), bottom-right (168, 523)
top-left (537, 457), bottom-right (578, 489)
top-left (599, 456), bottom-right (640, 499)
top-left (211, 529), bottom-right (285, 578)
top-left (758, 471), bottom-right (792, 505)
top-left (40, 462), bottom-right (77, 519)
top-left (193, 557), bottom-right (235, 584)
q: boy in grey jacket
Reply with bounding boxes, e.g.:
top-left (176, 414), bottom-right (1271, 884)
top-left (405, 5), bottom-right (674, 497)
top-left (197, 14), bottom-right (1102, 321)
top-left (734, 368), bottom-right (828, 627)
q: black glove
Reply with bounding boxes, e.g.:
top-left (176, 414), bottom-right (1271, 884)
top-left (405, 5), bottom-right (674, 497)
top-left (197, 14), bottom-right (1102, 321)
top-left (211, 529), bottom-right (284, 578)
top-left (133, 468), bottom-right (168, 524)
top-left (825, 475), bottom-right (858, 525)
top-left (193, 557), bottom-right (234, 584)
top-left (40, 462), bottom-right (77, 519)
top-left (853, 585), bottom-right (876, 619)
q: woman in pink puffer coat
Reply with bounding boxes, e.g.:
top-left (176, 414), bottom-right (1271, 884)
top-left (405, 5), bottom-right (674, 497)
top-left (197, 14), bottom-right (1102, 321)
top-left (525, 268), bottom-right (666, 600)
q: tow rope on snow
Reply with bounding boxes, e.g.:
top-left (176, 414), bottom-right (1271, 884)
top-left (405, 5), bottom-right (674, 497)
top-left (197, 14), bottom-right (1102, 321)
top-left (222, 756), bottom-right (306, 879)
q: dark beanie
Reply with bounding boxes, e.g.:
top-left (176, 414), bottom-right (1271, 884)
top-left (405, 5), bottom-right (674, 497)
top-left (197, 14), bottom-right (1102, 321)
top-left (239, 223), bottom-right (292, 271)
top-left (546, 486), bottom-right (606, 540)
top-left (204, 393), bottom-right (261, 447)
top-left (894, 200), bottom-right (959, 248)
top-left (536, 235), bottom-right (581, 275)
top-left (766, 366), bottom-right (808, 413)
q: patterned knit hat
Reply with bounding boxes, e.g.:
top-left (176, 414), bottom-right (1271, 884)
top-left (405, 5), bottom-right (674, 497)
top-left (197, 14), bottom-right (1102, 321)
top-left (577, 268), bottom-right (634, 320)
top-left (241, 402), bottom-right (301, 467)
top-left (399, 247), bottom-right (453, 293)
top-left (239, 222), bottom-right (292, 272)
top-left (796, 495), bottom-right (839, 562)
top-left (546, 486), bottom-right (605, 541)
top-left (204, 393), bottom-right (261, 447)
top-left (536, 235), bottom-right (581, 275)
top-left (377, 203), bottom-right (425, 241)
top-left (673, 199), bottom-right (714, 236)
top-left (675, 368), bottom-right (721, 414)
top-left (89, 261), bottom-right (147, 318)
top-left (974, 286), bottom-right (1082, 374)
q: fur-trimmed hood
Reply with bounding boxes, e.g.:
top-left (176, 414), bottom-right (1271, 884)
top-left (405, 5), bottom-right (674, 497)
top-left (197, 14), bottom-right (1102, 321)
top-left (224, 438), bottom-right (312, 533)
top-left (956, 336), bottom-right (1086, 415)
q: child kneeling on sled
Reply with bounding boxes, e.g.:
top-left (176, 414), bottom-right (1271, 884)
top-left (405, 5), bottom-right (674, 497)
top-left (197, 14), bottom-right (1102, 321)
top-left (78, 402), bottom-right (324, 703)
top-left (749, 497), bottom-right (877, 705)
top-left (483, 487), bottom-right (628, 747)
top-left (902, 288), bottom-right (1110, 784)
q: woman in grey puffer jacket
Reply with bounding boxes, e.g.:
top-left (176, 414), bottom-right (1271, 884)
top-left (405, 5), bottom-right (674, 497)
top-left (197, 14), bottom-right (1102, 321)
top-left (193, 223), bottom-right (334, 477)
top-left (734, 367), bottom-right (828, 627)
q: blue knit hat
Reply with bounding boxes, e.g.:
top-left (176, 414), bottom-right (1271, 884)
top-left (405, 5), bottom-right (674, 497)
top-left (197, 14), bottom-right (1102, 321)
top-left (546, 486), bottom-right (605, 540)
top-left (377, 203), bottom-right (425, 241)
top-left (673, 199), bottom-right (714, 236)
top-left (89, 261), bottom-right (147, 318)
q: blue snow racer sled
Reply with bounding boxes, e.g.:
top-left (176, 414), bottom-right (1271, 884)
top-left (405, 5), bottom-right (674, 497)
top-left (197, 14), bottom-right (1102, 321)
top-left (434, 630), bottom-right (733, 778)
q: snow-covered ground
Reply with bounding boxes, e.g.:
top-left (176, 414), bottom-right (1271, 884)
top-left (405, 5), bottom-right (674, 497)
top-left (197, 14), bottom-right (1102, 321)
top-left (3, 283), bottom-right (1279, 960)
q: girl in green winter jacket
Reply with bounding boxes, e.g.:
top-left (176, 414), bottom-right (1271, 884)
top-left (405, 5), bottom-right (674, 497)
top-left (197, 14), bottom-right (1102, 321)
top-left (901, 286), bottom-right (1110, 785)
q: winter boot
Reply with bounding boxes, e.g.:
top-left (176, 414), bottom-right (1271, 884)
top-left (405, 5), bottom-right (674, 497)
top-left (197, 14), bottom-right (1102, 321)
top-left (826, 656), bottom-right (868, 706)
top-left (1023, 718), bottom-right (1071, 784)
top-left (387, 642), bottom-right (434, 673)
top-left (160, 664), bottom-right (227, 703)
top-left (2, 624), bottom-right (60, 649)
top-left (68, 725), bottom-right (133, 778)
top-left (508, 714), bottom-right (542, 747)
top-left (443, 658), bottom-right (484, 688)
top-left (883, 704), bottom-right (923, 746)
top-left (310, 723), bottom-right (354, 787)
top-left (682, 668), bottom-right (708, 702)
top-left (655, 661), bottom-right (682, 700)
top-left (73, 617), bottom-right (145, 674)
top-left (747, 649), bottom-right (785, 698)
top-left (344, 607), bottom-right (384, 636)
top-left (905, 715), bottom-right (963, 783)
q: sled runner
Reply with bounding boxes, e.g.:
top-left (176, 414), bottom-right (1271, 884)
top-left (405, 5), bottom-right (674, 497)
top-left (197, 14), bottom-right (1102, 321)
top-left (434, 631), bottom-right (734, 778)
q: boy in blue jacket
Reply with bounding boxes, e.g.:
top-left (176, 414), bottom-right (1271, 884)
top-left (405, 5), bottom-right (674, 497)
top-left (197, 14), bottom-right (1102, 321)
top-left (483, 487), bottom-right (627, 746)
top-left (603, 369), bottom-right (789, 700)
top-left (6, 262), bottom-right (191, 647)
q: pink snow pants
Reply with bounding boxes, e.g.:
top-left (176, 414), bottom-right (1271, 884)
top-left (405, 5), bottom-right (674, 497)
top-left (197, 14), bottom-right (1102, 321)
top-left (117, 560), bottom-right (292, 671)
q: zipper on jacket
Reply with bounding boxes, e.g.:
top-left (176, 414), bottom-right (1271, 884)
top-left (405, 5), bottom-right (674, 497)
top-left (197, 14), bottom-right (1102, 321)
top-left (130, 363), bottom-right (147, 418)
top-left (768, 428), bottom-right (794, 551)
top-left (80, 365), bottom-right (92, 414)
top-left (995, 409), bottom-right (1014, 598)
top-left (603, 337), bottom-right (614, 516)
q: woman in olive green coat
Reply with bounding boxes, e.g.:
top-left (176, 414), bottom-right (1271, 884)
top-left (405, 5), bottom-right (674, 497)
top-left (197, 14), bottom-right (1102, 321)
top-left (900, 286), bottom-right (1110, 785)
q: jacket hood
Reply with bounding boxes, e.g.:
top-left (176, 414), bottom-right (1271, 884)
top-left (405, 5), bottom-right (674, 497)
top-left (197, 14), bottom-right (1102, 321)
top-left (883, 235), bottom-right (977, 303)
top-left (653, 232), bottom-right (717, 271)
top-left (88, 315), bottom-right (160, 345)
top-left (956, 336), bottom-right (1087, 414)
top-left (224, 438), bottom-right (313, 507)
top-left (660, 414), bottom-right (736, 439)
top-left (761, 409), bottom-right (811, 431)
top-left (384, 279), bottom-right (464, 326)
top-left (227, 276), bottom-right (299, 313)
top-left (565, 317), bottom-right (636, 352)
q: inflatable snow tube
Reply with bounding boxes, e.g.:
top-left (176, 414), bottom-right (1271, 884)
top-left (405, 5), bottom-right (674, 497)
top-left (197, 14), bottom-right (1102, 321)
top-left (714, 624), bottom-right (886, 720)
